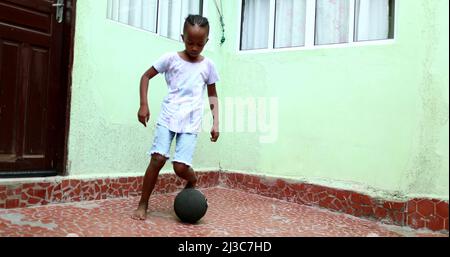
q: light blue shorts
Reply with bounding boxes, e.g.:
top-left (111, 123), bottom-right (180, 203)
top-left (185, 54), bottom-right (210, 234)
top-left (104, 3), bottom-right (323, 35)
top-left (147, 124), bottom-right (198, 167)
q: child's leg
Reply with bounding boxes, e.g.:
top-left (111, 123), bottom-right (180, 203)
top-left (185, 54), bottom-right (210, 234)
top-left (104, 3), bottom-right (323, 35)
top-left (131, 153), bottom-right (167, 220)
top-left (132, 124), bottom-right (174, 220)
top-left (173, 162), bottom-right (197, 188)
top-left (173, 132), bottom-right (198, 188)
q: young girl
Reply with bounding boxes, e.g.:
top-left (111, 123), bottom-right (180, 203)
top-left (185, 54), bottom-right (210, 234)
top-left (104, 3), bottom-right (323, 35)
top-left (132, 15), bottom-right (220, 220)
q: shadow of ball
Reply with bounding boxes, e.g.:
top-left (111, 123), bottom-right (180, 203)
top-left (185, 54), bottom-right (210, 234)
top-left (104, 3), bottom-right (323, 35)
top-left (174, 188), bottom-right (208, 224)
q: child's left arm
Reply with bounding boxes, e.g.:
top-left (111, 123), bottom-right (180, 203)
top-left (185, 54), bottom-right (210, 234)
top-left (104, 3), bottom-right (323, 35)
top-left (207, 84), bottom-right (219, 142)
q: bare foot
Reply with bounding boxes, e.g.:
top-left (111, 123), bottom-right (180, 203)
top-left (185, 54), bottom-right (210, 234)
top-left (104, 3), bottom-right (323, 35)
top-left (131, 203), bottom-right (148, 220)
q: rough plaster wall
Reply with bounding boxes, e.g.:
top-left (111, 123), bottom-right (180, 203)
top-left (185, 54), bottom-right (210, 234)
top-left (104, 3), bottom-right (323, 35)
top-left (68, 1), bottom-right (148, 176)
top-left (215, 0), bottom-right (449, 200)
top-left (68, 0), bottom-right (223, 176)
top-left (67, 0), bottom-right (448, 200)
top-left (404, 0), bottom-right (449, 196)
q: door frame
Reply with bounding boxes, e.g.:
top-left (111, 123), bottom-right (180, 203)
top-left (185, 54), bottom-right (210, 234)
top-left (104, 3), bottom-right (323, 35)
top-left (57, 0), bottom-right (76, 176)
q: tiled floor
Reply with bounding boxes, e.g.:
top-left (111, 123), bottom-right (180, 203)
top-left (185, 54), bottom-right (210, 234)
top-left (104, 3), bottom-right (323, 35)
top-left (0, 187), bottom-right (447, 237)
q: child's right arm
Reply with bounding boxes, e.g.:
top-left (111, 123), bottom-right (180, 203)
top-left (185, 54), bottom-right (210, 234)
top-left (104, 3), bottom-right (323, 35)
top-left (138, 67), bottom-right (159, 127)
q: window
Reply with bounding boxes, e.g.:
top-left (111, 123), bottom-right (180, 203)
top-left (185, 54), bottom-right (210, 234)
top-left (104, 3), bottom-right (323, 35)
top-left (240, 0), bottom-right (271, 50)
top-left (354, 0), bottom-right (395, 42)
top-left (107, 0), bottom-right (203, 41)
top-left (159, 0), bottom-right (203, 40)
top-left (315, 0), bottom-right (350, 45)
top-left (240, 0), bottom-right (395, 51)
top-left (275, 0), bottom-right (307, 48)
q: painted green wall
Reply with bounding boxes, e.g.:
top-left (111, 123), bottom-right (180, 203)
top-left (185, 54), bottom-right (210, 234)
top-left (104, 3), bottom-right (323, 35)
top-left (68, 0), bottom-right (224, 177)
top-left (69, 0), bottom-right (448, 200)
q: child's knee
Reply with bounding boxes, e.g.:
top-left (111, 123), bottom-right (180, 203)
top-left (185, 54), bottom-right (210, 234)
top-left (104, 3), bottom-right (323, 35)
top-left (173, 162), bottom-right (189, 175)
top-left (151, 153), bottom-right (167, 167)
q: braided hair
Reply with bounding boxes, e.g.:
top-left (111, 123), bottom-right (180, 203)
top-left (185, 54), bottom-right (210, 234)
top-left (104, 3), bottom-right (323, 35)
top-left (183, 14), bottom-right (210, 34)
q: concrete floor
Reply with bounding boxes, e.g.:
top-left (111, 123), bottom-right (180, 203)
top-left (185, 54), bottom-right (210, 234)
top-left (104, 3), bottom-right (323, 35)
top-left (0, 187), bottom-right (447, 237)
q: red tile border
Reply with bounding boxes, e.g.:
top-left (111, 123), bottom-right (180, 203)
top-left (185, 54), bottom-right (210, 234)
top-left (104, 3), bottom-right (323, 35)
top-left (219, 172), bottom-right (448, 232)
top-left (0, 171), bottom-right (219, 209)
top-left (406, 198), bottom-right (449, 231)
top-left (0, 171), bottom-right (447, 232)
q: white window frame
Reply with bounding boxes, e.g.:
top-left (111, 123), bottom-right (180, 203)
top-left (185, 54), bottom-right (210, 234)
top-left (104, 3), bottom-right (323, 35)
top-left (237, 0), bottom-right (398, 54)
top-left (106, 0), bottom-right (209, 44)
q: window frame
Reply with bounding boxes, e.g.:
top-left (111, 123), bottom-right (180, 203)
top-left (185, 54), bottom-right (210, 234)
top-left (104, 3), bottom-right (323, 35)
top-left (237, 0), bottom-right (398, 54)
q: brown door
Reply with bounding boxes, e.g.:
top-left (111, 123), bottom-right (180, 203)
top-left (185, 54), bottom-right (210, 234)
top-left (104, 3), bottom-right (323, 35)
top-left (0, 0), bottom-right (71, 176)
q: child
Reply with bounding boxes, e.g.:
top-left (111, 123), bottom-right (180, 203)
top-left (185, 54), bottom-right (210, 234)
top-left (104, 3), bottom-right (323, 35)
top-left (131, 15), bottom-right (220, 220)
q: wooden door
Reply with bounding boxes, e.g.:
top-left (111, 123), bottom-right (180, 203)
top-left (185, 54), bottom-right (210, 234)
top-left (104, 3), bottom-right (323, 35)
top-left (0, 0), bottom-right (72, 176)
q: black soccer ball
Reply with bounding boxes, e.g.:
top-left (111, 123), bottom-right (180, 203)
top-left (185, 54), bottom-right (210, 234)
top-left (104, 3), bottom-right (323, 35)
top-left (174, 188), bottom-right (208, 224)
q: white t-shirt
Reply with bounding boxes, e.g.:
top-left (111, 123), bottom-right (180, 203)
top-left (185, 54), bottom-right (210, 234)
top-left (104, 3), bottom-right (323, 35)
top-left (153, 52), bottom-right (220, 134)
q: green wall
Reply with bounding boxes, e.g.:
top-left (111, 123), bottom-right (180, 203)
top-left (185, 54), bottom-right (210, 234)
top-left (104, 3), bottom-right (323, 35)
top-left (69, 0), bottom-right (448, 200)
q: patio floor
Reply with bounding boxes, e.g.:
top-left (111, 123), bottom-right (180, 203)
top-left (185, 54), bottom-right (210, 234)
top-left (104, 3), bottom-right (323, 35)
top-left (0, 187), bottom-right (447, 237)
